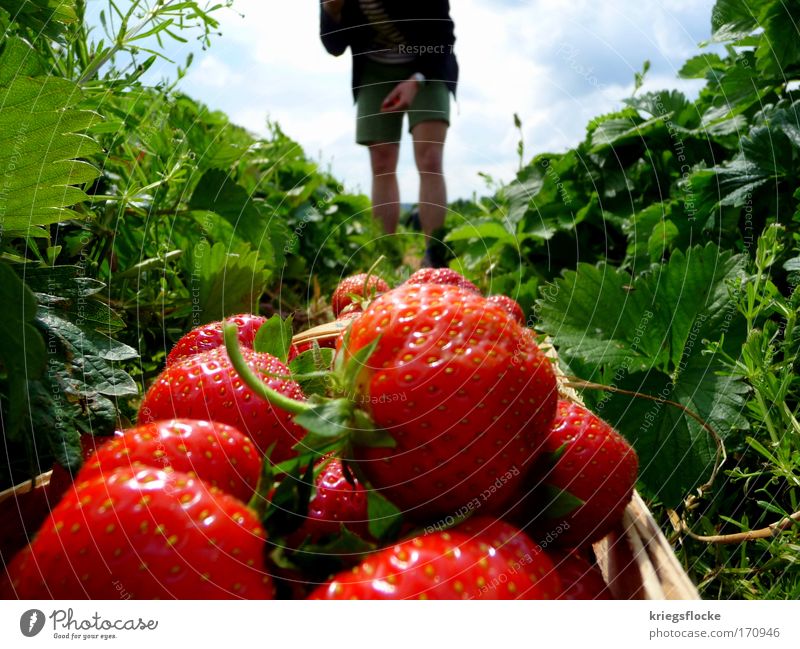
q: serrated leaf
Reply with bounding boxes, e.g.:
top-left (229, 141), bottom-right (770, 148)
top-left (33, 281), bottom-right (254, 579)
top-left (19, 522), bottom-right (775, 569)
top-left (0, 262), bottom-right (46, 439)
top-left (0, 74), bottom-right (100, 233)
top-left (754, 0), bottom-right (800, 77)
top-left (0, 36), bottom-right (45, 83)
top-left (678, 53), bottom-right (726, 79)
top-left (253, 314), bottom-right (293, 363)
top-left (538, 244), bottom-right (749, 505)
top-left (23, 265), bottom-right (105, 298)
top-left (37, 310), bottom-right (137, 361)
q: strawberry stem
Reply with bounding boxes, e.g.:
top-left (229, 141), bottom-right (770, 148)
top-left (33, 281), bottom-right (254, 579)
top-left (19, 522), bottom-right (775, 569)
top-left (223, 321), bottom-right (311, 416)
top-left (362, 254), bottom-right (386, 297)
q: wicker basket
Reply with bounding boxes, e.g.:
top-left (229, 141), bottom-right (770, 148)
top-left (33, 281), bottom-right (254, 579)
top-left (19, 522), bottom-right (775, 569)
top-left (0, 325), bottom-right (699, 599)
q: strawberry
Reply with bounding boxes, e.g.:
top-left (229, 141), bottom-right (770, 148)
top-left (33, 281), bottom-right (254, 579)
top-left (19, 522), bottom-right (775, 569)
top-left (3, 467), bottom-right (274, 599)
top-left (404, 267), bottom-right (481, 294)
top-left (551, 549), bottom-right (611, 599)
top-left (286, 456), bottom-right (369, 546)
top-left (452, 516), bottom-right (562, 596)
top-left (77, 420), bottom-right (261, 503)
top-left (139, 346), bottom-right (306, 462)
top-left (339, 283), bottom-right (557, 520)
top-left (309, 517), bottom-right (559, 599)
top-left (518, 400), bottom-right (638, 547)
top-left (331, 273), bottom-right (390, 317)
top-left (166, 314), bottom-right (266, 367)
top-left (487, 294), bottom-right (526, 325)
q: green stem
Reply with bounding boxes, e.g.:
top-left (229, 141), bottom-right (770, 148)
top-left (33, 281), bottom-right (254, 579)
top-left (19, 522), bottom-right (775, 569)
top-left (223, 322), bottom-right (310, 416)
top-left (363, 254), bottom-right (386, 297)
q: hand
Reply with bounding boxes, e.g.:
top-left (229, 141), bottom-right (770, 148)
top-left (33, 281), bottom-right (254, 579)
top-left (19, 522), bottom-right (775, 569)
top-left (321, 0), bottom-right (345, 18)
top-left (381, 79), bottom-right (420, 113)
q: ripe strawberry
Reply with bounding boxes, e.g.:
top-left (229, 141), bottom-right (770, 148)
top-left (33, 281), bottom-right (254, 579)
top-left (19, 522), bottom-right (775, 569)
top-left (3, 467), bottom-right (274, 599)
top-left (310, 518), bottom-right (559, 600)
top-left (77, 420), bottom-right (261, 503)
top-left (453, 516), bottom-right (561, 596)
top-left (286, 457), bottom-right (369, 546)
top-left (487, 294), bottom-right (526, 325)
top-left (551, 549), bottom-right (611, 599)
top-left (339, 283), bottom-right (557, 520)
top-left (166, 314), bottom-right (266, 367)
top-left (404, 267), bottom-right (481, 294)
top-left (331, 273), bottom-right (390, 317)
top-left (520, 400), bottom-right (638, 547)
top-left (139, 346), bottom-right (306, 462)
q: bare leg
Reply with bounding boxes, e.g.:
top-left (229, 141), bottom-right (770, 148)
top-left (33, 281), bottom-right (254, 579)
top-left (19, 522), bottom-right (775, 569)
top-left (368, 142), bottom-right (401, 234)
top-left (411, 120), bottom-right (448, 240)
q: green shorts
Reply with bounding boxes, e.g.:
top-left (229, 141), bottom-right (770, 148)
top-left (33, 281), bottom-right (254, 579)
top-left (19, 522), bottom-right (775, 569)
top-left (356, 59), bottom-right (450, 145)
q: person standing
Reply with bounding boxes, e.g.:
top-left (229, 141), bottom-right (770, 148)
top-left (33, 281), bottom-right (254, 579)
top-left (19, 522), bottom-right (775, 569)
top-left (320, 0), bottom-right (458, 268)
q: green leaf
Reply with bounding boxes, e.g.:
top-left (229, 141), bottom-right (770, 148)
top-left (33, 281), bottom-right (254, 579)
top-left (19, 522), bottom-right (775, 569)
top-left (0, 36), bottom-right (45, 82)
top-left (754, 0), bottom-right (800, 76)
top-left (263, 460), bottom-right (316, 538)
top-left (36, 311), bottom-right (137, 362)
top-left (23, 265), bottom-right (105, 299)
top-left (709, 0), bottom-right (768, 42)
top-left (445, 220), bottom-right (515, 244)
top-left (253, 314), bottom-right (293, 363)
top-left (0, 74), bottom-right (100, 234)
top-left (537, 244), bottom-right (749, 505)
top-left (189, 169), bottom-right (277, 275)
top-left (185, 241), bottom-right (268, 325)
top-left (343, 335), bottom-right (381, 390)
top-left (367, 490), bottom-right (403, 541)
top-left (0, 262), bottom-right (46, 439)
top-left (678, 53), bottom-right (726, 79)
top-left (289, 346), bottom-right (334, 396)
top-left (293, 398), bottom-right (355, 452)
top-left (2, 0), bottom-right (79, 41)
top-left (540, 484), bottom-right (585, 518)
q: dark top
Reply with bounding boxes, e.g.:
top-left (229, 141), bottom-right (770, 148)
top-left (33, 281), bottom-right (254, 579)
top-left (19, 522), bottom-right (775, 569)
top-left (320, 0), bottom-right (459, 100)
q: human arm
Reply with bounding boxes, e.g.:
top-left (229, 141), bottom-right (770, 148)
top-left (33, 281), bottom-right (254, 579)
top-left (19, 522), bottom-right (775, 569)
top-left (320, 0), bottom-right (349, 56)
top-left (380, 74), bottom-right (425, 112)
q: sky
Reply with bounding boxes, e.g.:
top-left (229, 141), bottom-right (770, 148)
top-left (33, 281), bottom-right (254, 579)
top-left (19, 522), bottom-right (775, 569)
top-left (90, 0), bottom-right (720, 200)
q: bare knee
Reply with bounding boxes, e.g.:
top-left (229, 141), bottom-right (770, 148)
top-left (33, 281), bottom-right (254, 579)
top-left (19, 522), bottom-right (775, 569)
top-left (369, 144), bottom-right (399, 176)
top-left (415, 144), bottom-right (444, 176)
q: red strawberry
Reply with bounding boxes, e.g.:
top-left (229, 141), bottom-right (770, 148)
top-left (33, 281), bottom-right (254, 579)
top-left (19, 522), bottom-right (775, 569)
top-left (3, 467), bottom-right (274, 599)
top-left (339, 283), bottom-right (557, 520)
top-left (167, 314), bottom-right (266, 367)
top-left (519, 400), bottom-right (638, 547)
top-left (551, 549), bottom-right (611, 599)
top-left (331, 273), bottom-right (390, 317)
top-left (139, 346), bottom-right (306, 462)
top-left (404, 268), bottom-right (481, 294)
top-left (453, 516), bottom-right (562, 596)
top-left (286, 457), bottom-right (369, 546)
top-left (309, 518), bottom-right (559, 600)
top-left (77, 420), bottom-right (261, 503)
top-left (487, 294), bottom-right (526, 325)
